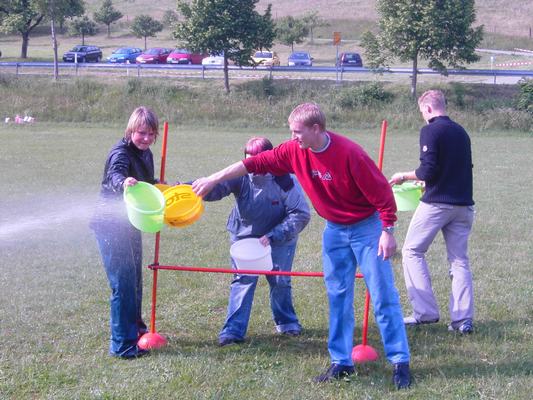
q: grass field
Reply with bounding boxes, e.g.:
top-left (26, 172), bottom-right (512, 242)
top-left (0, 122), bottom-right (531, 399)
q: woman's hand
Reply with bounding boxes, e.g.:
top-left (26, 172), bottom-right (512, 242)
top-left (123, 177), bottom-right (138, 187)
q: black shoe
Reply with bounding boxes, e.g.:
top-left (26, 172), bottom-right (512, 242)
top-left (282, 330), bottom-right (301, 337)
top-left (403, 315), bottom-right (439, 326)
top-left (113, 348), bottom-right (150, 359)
top-left (392, 362), bottom-right (411, 389)
top-left (448, 319), bottom-right (474, 335)
top-left (313, 363), bottom-right (355, 383)
top-left (218, 337), bottom-right (244, 347)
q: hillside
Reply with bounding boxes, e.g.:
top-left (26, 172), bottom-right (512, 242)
top-left (80, 0), bottom-right (533, 38)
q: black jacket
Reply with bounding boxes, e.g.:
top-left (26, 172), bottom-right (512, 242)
top-left (91, 138), bottom-right (156, 228)
top-left (415, 116), bottom-right (474, 206)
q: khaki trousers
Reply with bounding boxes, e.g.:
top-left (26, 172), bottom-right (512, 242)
top-left (402, 201), bottom-right (475, 326)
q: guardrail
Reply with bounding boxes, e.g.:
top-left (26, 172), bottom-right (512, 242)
top-left (1, 61), bottom-right (532, 82)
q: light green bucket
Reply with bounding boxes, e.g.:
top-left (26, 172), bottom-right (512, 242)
top-left (393, 182), bottom-right (423, 211)
top-left (123, 182), bottom-right (165, 233)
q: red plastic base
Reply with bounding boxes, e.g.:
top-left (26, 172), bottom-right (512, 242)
top-left (352, 344), bottom-right (379, 363)
top-left (138, 332), bottom-right (168, 350)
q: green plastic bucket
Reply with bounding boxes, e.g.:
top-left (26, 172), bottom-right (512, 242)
top-left (123, 182), bottom-right (165, 233)
top-left (392, 182), bottom-right (423, 211)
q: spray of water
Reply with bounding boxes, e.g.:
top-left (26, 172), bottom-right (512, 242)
top-left (0, 193), bottom-right (102, 244)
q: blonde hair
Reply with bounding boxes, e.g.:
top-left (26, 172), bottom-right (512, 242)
top-left (418, 90), bottom-right (447, 111)
top-left (288, 102), bottom-right (326, 131)
top-left (124, 106), bottom-right (159, 141)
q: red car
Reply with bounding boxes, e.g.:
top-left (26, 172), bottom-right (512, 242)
top-left (135, 48), bottom-right (171, 64)
top-left (167, 48), bottom-right (206, 65)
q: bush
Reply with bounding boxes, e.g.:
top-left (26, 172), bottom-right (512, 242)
top-left (0, 77), bottom-right (529, 132)
top-left (336, 82), bottom-right (394, 108)
top-left (516, 78), bottom-right (533, 114)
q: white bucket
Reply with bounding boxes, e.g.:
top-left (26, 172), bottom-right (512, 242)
top-left (230, 238), bottom-right (273, 276)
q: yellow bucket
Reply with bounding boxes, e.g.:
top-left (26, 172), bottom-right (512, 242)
top-left (155, 183), bottom-right (171, 192)
top-left (162, 185), bottom-right (204, 228)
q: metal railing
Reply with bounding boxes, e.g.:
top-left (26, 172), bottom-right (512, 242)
top-left (1, 61), bottom-right (532, 83)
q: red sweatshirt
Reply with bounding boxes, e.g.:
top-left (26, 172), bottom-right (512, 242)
top-left (243, 131), bottom-right (397, 227)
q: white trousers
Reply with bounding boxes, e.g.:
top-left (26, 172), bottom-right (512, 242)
top-left (402, 202), bottom-right (475, 326)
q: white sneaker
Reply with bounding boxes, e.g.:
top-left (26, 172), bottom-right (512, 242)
top-left (403, 315), bottom-right (439, 326)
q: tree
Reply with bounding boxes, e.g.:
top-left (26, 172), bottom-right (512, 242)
top-left (162, 9), bottom-right (179, 28)
top-left (33, 0), bottom-right (85, 80)
top-left (302, 11), bottom-right (329, 44)
top-left (275, 16), bottom-right (308, 51)
top-left (69, 15), bottom-right (97, 45)
top-left (175, 0), bottom-right (275, 93)
top-left (93, 0), bottom-right (122, 38)
top-left (0, 1), bottom-right (46, 58)
top-left (130, 14), bottom-right (163, 50)
top-left (362, 0), bottom-right (483, 98)
top-left (0, 0), bottom-right (83, 59)
top-left (253, 4), bottom-right (275, 52)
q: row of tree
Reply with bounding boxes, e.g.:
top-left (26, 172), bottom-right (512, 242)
top-left (1, 0), bottom-right (483, 97)
top-left (0, 0), bottom-right (324, 59)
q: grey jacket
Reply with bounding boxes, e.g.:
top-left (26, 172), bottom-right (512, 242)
top-left (203, 173), bottom-right (310, 245)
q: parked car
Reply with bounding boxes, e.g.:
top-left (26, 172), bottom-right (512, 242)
top-left (337, 52), bottom-right (363, 67)
top-left (167, 48), bottom-right (206, 64)
top-left (135, 48), bottom-right (171, 64)
top-left (107, 47), bottom-right (143, 64)
top-left (251, 50), bottom-right (280, 67)
top-left (287, 51), bottom-right (313, 67)
top-left (201, 52), bottom-right (225, 66)
top-left (62, 45), bottom-right (102, 63)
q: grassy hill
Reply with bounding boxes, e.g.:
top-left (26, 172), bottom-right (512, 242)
top-left (76, 0), bottom-right (533, 38)
top-left (1, 0), bottom-right (532, 65)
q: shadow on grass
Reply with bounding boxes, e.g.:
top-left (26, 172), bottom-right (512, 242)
top-left (156, 327), bottom-right (331, 358)
top-left (406, 318), bottom-right (531, 343)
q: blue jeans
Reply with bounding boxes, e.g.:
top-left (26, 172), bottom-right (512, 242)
top-left (94, 222), bottom-right (146, 357)
top-left (322, 213), bottom-right (410, 366)
top-left (219, 242), bottom-right (302, 341)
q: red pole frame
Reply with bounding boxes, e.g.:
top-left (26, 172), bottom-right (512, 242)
top-left (140, 120), bottom-right (390, 356)
top-left (138, 121), bottom-right (169, 350)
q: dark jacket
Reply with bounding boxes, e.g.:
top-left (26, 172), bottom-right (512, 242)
top-left (415, 116), bottom-right (474, 205)
top-left (91, 138), bottom-right (156, 229)
top-left (203, 173), bottom-right (310, 245)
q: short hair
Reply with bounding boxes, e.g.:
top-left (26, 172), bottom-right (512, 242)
top-left (418, 90), bottom-right (447, 111)
top-left (288, 102), bottom-right (326, 131)
top-left (244, 137), bottom-right (273, 157)
top-left (124, 106), bottom-right (159, 141)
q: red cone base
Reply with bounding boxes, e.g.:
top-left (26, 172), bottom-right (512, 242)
top-left (352, 344), bottom-right (379, 363)
top-left (138, 332), bottom-right (167, 350)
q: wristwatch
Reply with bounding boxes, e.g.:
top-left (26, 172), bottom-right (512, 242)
top-left (383, 226), bottom-right (395, 234)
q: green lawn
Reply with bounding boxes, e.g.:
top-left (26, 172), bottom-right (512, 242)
top-left (0, 122), bottom-right (531, 399)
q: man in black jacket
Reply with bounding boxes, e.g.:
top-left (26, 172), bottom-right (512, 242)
top-left (389, 90), bottom-right (475, 335)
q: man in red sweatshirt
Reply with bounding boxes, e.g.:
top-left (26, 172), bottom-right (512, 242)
top-left (193, 103), bottom-right (411, 389)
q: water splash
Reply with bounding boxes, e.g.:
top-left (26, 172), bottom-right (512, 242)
top-left (0, 194), bottom-right (100, 244)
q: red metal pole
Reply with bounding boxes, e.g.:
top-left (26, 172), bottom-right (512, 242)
top-left (354, 120), bottom-right (387, 360)
top-left (149, 121), bottom-right (168, 334)
top-left (139, 122), bottom-right (169, 350)
top-left (151, 264), bottom-right (363, 279)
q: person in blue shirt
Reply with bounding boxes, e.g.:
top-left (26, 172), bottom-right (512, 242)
top-left (91, 106), bottom-right (159, 358)
top-left (202, 137), bottom-right (311, 346)
top-left (390, 90), bottom-right (475, 335)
